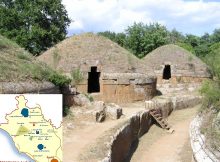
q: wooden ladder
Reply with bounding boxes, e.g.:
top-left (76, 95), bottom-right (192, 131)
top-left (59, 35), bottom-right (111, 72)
top-left (149, 108), bottom-right (174, 133)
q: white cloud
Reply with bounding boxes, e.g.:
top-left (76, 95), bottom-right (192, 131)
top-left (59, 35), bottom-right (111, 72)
top-left (62, 0), bottom-right (220, 35)
top-left (110, 9), bottom-right (152, 32)
top-left (69, 19), bottom-right (84, 30)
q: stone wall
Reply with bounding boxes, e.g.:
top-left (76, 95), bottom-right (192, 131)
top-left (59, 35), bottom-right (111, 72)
top-left (156, 75), bottom-right (208, 85)
top-left (101, 95), bottom-right (202, 162)
top-left (76, 73), bottom-right (157, 103)
top-left (0, 81), bottom-right (60, 94)
top-left (157, 82), bottom-right (202, 94)
top-left (171, 95), bottom-right (202, 110)
top-left (102, 106), bottom-right (173, 162)
top-left (190, 115), bottom-right (219, 162)
top-left (147, 95), bottom-right (202, 111)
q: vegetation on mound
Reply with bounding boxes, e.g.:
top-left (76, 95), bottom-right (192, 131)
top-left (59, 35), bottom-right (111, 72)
top-left (0, 35), bottom-right (70, 86)
top-left (71, 68), bottom-right (84, 85)
top-left (38, 33), bottom-right (151, 75)
top-left (200, 44), bottom-right (220, 152)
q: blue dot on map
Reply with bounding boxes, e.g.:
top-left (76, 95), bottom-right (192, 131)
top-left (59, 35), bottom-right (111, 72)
top-left (21, 108), bottom-right (29, 117)
top-left (37, 144), bottom-right (44, 150)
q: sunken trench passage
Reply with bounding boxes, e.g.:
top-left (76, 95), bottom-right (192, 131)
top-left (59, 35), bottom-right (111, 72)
top-left (88, 66), bottom-right (100, 93)
top-left (163, 65), bottom-right (171, 80)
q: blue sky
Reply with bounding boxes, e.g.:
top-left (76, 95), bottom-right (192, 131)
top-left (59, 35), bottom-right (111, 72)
top-left (62, 0), bottom-right (220, 36)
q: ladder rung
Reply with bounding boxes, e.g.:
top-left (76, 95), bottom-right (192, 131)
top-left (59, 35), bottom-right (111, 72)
top-left (154, 114), bottom-right (161, 117)
top-left (149, 109), bottom-right (174, 133)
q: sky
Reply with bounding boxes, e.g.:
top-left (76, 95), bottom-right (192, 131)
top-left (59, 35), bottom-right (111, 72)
top-left (62, 0), bottom-right (220, 36)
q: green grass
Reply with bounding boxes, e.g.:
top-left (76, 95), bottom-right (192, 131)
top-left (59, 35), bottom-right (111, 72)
top-left (71, 68), bottom-right (84, 85)
top-left (0, 35), bottom-right (71, 86)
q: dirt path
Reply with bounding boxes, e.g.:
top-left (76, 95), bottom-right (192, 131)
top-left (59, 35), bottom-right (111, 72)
top-left (63, 103), bottom-right (199, 162)
top-left (63, 104), bottom-right (146, 162)
top-left (130, 105), bottom-right (199, 162)
top-left (63, 120), bottom-right (119, 162)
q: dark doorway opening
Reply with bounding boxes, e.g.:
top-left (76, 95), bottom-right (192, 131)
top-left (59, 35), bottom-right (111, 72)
top-left (88, 66), bottom-right (100, 93)
top-left (163, 65), bottom-right (171, 80)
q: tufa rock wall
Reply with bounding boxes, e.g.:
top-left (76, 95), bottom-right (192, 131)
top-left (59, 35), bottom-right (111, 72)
top-left (190, 115), bottom-right (219, 162)
top-left (102, 105), bottom-right (173, 162)
top-left (156, 75), bottom-right (209, 85)
top-left (101, 95), bottom-right (202, 162)
top-left (0, 81), bottom-right (60, 94)
top-left (76, 73), bottom-right (157, 104)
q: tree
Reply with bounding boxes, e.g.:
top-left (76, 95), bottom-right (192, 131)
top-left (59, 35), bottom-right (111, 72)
top-left (0, 0), bottom-right (71, 55)
top-left (184, 34), bottom-right (200, 48)
top-left (125, 22), bottom-right (169, 58)
top-left (194, 33), bottom-right (212, 58)
top-left (184, 34), bottom-right (211, 58)
top-left (211, 28), bottom-right (220, 43)
top-left (125, 22), bottom-right (146, 58)
top-left (143, 23), bottom-right (169, 56)
top-left (114, 32), bottom-right (126, 47)
top-left (168, 28), bottom-right (185, 44)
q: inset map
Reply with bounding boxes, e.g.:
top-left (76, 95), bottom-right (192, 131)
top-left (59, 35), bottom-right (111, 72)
top-left (0, 94), bottom-right (63, 162)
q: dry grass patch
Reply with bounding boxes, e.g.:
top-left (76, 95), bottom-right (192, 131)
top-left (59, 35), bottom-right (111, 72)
top-left (200, 110), bottom-right (220, 153)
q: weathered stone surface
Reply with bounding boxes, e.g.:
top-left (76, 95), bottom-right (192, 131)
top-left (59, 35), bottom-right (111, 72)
top-left (173, 95), bottom-right (202, 110)
top-left (145, 100), bottom-right (155, 109)
top-left (102, 73), bottom-right (156, 85)
top-left (157, 83), bottom-right (202, 95)
top-left (138, 111), bottom-right (153, 137)
top-left (73, 94), bottom-right (91, 106)
top-left (143, 44), bottom-right (211, 81)
top-left (63, 94), bottom-right (75, 107)
top-left (110, 114), bottom-right (140, 162)
top-left (0, 81), bottom-right (60, 94)
top-left (106, 103), bottom-right (123, 120)
top-left (95, 110), bottom-right (106, 123)
top-left (66, 123), bottom-right (75, 130)
top-left (81, 101), bottom-right (107, 122)
top-left (61, 84), bottom-right (77, 95)
top-left (101, 109), bottom-right (161, 162)
top-left (190, 116), bottom-right (219, 162)
top-left (93, 101), bottom-right (105, 110)
top-left (91, 101), bottom-right (106, 122)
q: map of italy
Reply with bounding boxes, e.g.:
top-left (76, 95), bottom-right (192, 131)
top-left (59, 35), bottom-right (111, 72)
top-left (0, 95), bottom-right (62, 162)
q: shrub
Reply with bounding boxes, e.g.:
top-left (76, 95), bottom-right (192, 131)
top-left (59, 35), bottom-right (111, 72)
top-left (17, 52), bottom-right (32, 61)
top-left (200, 80), bottom-right (220, 112)
top-left (205, 50), bottom-right (220, 80)
top-left (200, 45), bottom-right (220, 112)
top-left (48, 72), bottom-right (71, 87)
top-left (71, 68), bottom-right (84, 85)
top-left (84, 93), bottom-right (94, 102)
top-left (63, 106), bottom-right (71, 117)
